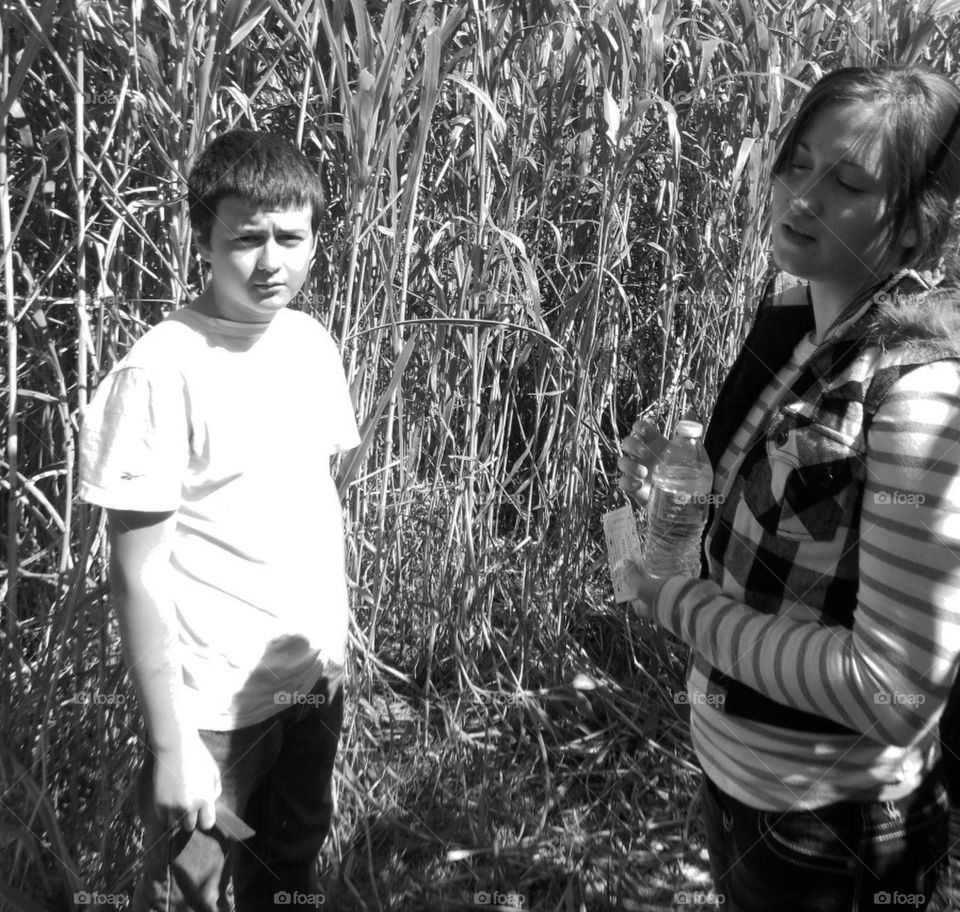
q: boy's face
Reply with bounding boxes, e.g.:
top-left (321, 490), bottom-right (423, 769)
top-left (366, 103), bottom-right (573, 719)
top-left (194, 196), bottom-right (317, 323)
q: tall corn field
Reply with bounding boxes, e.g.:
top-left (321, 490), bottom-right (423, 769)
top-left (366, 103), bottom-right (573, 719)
top-left (2, 0), bottom-right (960, 908)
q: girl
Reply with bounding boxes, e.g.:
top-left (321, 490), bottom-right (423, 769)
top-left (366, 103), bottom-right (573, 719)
top-left (619, 65), bottom-right (960, 911)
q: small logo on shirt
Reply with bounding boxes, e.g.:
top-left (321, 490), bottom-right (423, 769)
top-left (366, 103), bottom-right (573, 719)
top-left (119, 471), bottom-right (144, 480)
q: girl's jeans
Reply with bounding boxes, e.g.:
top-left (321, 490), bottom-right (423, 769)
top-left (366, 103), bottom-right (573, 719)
top-left (701, 765), bottom-right (949, 912)
top-left (132, 670), bottom-right (344, 912)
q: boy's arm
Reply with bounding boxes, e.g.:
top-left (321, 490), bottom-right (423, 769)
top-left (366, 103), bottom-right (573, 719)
top-left (107, 508), bottom-right (221, 833)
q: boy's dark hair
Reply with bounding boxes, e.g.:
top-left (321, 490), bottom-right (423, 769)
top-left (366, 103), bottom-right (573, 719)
top-left (188, 130), bottom-right (325, 246)
top-left (773, 65), bottom-right (960, 275)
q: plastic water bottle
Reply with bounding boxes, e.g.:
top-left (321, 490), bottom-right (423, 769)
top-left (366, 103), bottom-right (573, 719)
top-left (642, 420), bottom-right (714, 579)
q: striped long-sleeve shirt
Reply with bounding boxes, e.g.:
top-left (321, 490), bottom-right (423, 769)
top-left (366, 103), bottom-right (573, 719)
top-left (653, 277), bottom-right (960, 810)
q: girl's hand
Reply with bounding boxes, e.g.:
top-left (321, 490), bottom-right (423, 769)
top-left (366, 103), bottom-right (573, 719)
top-left (618, 420), bottom-right (668, 507)
top-left (620, 559), bottom-right (665, 620)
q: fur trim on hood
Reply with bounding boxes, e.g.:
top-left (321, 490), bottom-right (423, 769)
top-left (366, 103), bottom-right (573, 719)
top-left (859, 286), bottom-right (960, 361)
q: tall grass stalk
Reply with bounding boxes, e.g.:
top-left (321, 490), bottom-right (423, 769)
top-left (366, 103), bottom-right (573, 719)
top-left (2, 7), bottom-right (16, 634)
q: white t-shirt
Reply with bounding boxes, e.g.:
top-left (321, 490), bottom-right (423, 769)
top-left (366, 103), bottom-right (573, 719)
top-left (79, 307), bottom-right (360, 729)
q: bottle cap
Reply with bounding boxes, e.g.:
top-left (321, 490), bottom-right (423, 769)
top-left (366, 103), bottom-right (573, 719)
top-left (676, 420), bottom-right (704, 438)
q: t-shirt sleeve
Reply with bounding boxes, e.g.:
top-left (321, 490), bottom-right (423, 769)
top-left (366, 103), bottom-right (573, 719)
top-left (318, 328), bottom-right (360, 454)
top-left (78, 364), bottom-right (190, 511)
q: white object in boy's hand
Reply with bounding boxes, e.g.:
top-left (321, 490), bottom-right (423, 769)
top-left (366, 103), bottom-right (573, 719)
top-left (214, 801), bottom-right (256, 841)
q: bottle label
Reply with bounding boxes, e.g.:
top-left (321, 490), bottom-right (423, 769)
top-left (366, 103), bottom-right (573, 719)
top-left (602, 505), bottom-right (644, 603)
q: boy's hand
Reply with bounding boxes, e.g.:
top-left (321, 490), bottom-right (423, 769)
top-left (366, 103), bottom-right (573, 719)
top-left (152, 735), bottom-right (221, 833)
top-left (618, 420), bottom-right (668, 506)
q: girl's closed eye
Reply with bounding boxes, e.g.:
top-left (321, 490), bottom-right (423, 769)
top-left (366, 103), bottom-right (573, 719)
top-left (836, 175), bottom-right (864, 193)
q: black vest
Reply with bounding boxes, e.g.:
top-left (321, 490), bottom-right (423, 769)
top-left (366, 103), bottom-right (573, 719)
top-left (700, 274), bottom-right (960, 735)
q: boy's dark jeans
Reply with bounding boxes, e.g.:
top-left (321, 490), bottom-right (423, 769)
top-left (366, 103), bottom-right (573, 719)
top-left (132, 671), bottom-right (343, 912)
top-left (701, 766), bottom-right (949, 911)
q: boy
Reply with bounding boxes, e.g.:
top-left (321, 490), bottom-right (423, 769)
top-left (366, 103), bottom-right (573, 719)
top-left (79, 130), bottom-right (359, 910)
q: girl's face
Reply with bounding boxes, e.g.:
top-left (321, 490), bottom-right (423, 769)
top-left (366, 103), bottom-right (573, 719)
top-left (770, 102), bottom-right (914, 302)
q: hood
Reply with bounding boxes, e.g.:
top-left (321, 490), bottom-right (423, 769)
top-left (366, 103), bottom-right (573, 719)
top-left (859, 285), bottom-right (960, 361)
